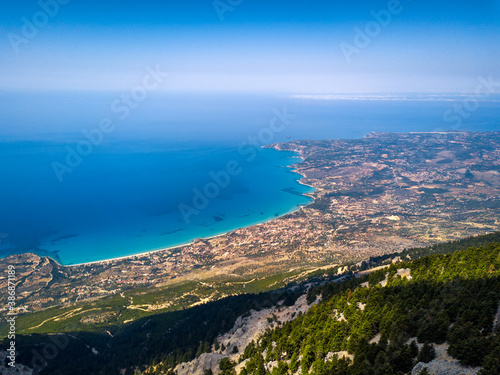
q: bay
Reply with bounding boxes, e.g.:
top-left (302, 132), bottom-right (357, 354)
top-left (0, 140), bottom-right (313, 265)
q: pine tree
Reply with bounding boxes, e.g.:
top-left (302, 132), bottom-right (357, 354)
top-left (301, 344), bottom-right (315, 374)
top-left (410, 340), bottom-right (419, 358)
top-left (417, 343), bottom-right (436, 363)
top-left (290, 352), bottom-right (300, 373)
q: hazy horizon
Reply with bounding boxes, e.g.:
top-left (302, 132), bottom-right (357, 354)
top-left (1, 0), bottom-right (500, 94)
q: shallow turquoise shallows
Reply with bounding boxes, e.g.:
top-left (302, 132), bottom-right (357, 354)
top-left (0, 141), bottom-right (313, 265)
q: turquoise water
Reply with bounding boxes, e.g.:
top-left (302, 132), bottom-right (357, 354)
top-left (0, 141), bottom-right (313, 265)
top-left (1, 92), bottom-right (499, 265)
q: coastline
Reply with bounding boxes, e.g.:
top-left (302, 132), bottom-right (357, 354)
top-left (49, 148), bottom-right (316, 268)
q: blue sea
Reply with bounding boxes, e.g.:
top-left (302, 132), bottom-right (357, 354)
top-left (0, 92), bottom-right (499, 264)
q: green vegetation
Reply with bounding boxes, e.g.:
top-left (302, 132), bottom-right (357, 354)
top-left (2, 233), bottom-right (500, 374)
top-left (240, 243), bottom-right (500, 374)
top-left (5, 233), bottom-right (500, 338)
top-left (0, 270), bottom-right (305, 337)
top-left (307, 231), bottom-right (500, 280)
top-left (8, 288), bottom-right (304, 375)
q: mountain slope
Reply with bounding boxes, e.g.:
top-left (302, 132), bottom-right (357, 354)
top-left (3, 234), bottom-right (500, 375)
top-left (231, 243), bottom-right (500, 375)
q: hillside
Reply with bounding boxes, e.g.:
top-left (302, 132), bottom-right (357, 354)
top-left (230, 242), bottom-right (500, 375)
top-left (2, 132), bottom-right (499, 332)
top-left (2, 233), bottom-right (500, 375)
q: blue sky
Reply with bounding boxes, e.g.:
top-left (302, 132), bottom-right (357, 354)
top-left (1, 0), bottom-right (500, 93)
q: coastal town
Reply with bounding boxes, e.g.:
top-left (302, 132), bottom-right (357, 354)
top-left (1, 131), bottom-right (499, 325)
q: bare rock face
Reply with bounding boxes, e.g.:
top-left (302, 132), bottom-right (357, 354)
top-left (175, 353), bottom-right (226, 375)
top-left (411, 343), bottom-right (481, 375)
top-left (0, 351), bottom-right (33, 375)
top-left (493, 301), bottom-right (500, 331)
top-left (172, 292), bottom-right (320, 375)
top-left (412, 361), bottom-right (480, 375)
top-left (216, 293), bottom-right (320, 366)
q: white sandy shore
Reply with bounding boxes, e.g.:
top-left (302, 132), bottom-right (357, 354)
top-left (60, 152), bottom-right (315, 268)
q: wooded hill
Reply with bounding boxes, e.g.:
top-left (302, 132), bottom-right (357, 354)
top-left (233, 242), bottom-right (500, 375)
top-left (3, 232), bottom-right (500, 375)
